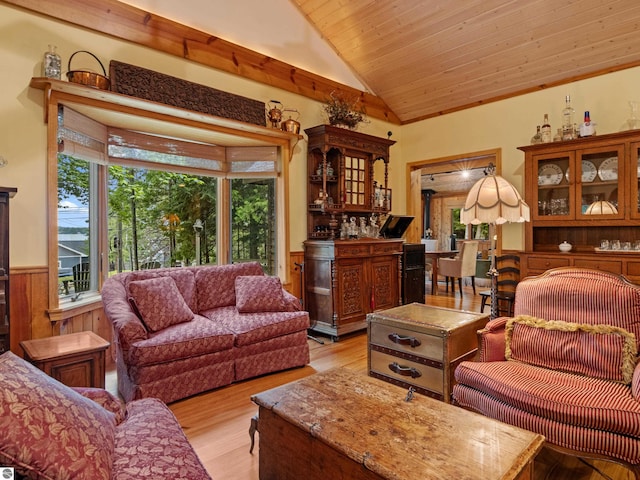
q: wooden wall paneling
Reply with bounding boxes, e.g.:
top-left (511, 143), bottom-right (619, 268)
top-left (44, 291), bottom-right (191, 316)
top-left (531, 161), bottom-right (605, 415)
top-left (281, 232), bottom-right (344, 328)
top-left (61, 306), bottom-right (114, 366)
top-left (288, 251), bottom-right (304, 304)
top-left (9, 271), bottom-right (30, 355)
top-left (10, 268), bottom-right (50, 356)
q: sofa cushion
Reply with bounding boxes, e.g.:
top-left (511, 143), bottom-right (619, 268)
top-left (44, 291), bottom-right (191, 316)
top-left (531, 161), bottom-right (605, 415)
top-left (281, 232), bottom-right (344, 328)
top-left (454, 360), bottom-right (640, 438)
top-left (129, 277), bottom-right (194, 332)
top-left (201, 305), bottom-right (310, 346)
top-left (0, 351), bottom-right (116, 480)
top-left (123, 268), bottom-right (198, 312)
top-left (505, 315), bottom-right (637, 384)
top-left (195, 262), bottom-right (264, 311)
top-left (513, 269), bottom-right (640, 349)
top-left (112, 398), bottom-right (211, 479)
top-left (235, 275), bottom-right (286, 313)
top-left (126, 314), bottom-right (235, 367)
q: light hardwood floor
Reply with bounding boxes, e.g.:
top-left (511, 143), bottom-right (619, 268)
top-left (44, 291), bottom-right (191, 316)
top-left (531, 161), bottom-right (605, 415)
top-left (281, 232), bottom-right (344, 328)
top-left (106, 281), bottom-right (635, 480)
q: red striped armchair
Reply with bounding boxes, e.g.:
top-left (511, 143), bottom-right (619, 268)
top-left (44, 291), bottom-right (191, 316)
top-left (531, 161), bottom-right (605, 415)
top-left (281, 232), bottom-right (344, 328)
top-left (453, 267), bottom-right (640, 478)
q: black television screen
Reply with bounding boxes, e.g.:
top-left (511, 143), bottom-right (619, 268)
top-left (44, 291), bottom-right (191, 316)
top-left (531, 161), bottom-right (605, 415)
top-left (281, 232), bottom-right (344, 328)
top-left (379, 215), bottom-right (414, 238)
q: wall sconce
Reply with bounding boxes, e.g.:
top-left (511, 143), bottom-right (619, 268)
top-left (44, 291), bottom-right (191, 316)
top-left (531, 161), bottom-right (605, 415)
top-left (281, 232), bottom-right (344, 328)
top-left (0, 156), bottom-right (7, 167)
top-left (585, 200), bottom-right (618, 215)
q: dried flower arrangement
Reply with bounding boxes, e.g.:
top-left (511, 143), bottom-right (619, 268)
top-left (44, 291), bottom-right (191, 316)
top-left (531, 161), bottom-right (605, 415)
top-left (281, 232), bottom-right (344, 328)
top-left (323, 91), bottom-right (367, 129)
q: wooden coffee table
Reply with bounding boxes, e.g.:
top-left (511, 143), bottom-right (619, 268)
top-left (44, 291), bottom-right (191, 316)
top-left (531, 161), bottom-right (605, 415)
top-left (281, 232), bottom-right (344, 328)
top-left (252, 369), bottom-right (544, 480)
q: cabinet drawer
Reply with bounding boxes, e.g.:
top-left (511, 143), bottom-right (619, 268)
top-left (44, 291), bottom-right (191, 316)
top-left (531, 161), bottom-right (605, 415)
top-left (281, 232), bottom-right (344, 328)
top-left (527, 256), bottom-right (570, 270)
top-left (335, 244), bottom-right (371, 257)
top-left (371, 242), bottom-right (401, 255)
top-left (370, 322), bottom-right (443, 360)
top-left (369, 349), bottom-right (443, 395)
top-left (574, 259), bottom-right (622, 274)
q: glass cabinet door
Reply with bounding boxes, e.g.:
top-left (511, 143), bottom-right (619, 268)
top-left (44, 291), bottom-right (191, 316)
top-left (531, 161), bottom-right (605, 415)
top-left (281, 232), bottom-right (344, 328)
top-left (344, 155), bottom-right (368, 208)
top-left (532, 152), bottom-right (573, 220)
top-left (575, 145), bottom-right (624, 220)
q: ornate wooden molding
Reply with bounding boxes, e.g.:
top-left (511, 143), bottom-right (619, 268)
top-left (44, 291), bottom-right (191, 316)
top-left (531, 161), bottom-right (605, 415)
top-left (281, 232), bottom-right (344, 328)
top-left (3, 0), bottom-right (401, 124)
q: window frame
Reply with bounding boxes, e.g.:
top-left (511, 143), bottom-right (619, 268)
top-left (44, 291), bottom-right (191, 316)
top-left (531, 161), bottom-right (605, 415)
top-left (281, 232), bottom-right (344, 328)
top-left (39, 80), bottom-right (297, 320)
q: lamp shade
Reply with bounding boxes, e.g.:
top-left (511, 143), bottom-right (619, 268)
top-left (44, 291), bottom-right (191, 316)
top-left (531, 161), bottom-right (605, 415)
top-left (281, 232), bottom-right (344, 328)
top-left (584, 200), bottom-right (618, 215)
top-left (460, 174), bottom-right (530, 225)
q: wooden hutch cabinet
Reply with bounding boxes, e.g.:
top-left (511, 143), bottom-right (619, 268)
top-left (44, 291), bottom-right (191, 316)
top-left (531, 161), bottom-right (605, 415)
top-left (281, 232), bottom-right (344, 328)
top-left (0, 187), bottom-right (17, 354)
top-left (519, 130), bottom-right (640, 283)
top-left (303, 125), bottom-right (402, 340)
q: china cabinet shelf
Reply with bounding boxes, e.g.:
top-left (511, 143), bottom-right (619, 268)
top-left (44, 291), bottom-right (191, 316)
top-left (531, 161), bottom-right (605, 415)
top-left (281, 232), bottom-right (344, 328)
top-left (519, 130), bottom-right (640, 283)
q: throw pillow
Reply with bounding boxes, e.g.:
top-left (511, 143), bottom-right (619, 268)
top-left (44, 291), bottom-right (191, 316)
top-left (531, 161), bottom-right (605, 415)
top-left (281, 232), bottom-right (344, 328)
top-left (0, 351), bottom-right (116, 479)
top-left (235, 275), bottom-right (286, 313)
top-left (505, 315), bottom-right (637, 384)
top-left (128, 276), bottom-right (194, 332)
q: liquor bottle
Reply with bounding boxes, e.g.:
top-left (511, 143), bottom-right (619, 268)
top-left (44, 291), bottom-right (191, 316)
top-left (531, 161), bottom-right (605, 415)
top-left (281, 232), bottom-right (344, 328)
top-left (43, 45), bottom-right (61, 80)
top-left (530, 125), bottom-right (542, 144)
top-left (541, 114), bottom-right (552, 143)
top-left (561, 95), bottom-right (575, 140)
top-left (580, 111), bottom-right (594, 137)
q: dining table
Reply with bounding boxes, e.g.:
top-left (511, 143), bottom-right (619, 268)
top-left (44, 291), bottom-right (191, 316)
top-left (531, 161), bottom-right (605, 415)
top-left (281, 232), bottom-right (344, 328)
top-left (425, 250), bottom-right (459, 295)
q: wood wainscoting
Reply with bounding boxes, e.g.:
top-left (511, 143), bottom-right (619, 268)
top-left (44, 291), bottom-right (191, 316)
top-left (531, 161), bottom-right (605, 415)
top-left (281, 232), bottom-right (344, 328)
top-left (10, 266), bottom-right (112, 366)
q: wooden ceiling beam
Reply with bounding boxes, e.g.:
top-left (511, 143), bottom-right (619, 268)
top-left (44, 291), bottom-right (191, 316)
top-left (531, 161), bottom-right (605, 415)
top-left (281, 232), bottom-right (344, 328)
top-left (2, 0), bottom-right (401, 124)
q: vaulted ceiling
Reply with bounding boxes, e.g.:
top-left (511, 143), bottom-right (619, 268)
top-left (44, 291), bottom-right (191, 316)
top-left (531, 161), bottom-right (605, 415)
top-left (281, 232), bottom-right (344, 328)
top-left (7, 0), bottom-right (640, 125)
top-left (292, 0), bottom-right (640, 124)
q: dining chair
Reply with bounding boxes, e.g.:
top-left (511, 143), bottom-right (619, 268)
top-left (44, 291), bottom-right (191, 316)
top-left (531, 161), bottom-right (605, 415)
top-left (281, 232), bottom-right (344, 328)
top-left (438, 240), bottom-right (479, 296)
top-left (479, 254), bottom-right (520, 316)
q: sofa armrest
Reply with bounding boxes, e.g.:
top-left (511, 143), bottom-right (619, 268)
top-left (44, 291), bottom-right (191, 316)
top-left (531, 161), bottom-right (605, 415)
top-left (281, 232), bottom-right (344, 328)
top-left (72, 387), bottom-right (126, 423)
top-left (476, 317), bottom-right (509, 362)
top-left (102, 278), bottom-right (148, 351)
top-left (283, 289), bottom-right (302, 311)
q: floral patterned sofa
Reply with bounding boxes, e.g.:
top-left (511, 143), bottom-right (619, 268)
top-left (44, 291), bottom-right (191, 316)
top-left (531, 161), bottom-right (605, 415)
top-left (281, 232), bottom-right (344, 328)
top-left (453, 268), bottom-right (640, 477)
top-left (102, 262), bottom-right (310, 403)
top-left (0, 351), bottom-right (211, 479)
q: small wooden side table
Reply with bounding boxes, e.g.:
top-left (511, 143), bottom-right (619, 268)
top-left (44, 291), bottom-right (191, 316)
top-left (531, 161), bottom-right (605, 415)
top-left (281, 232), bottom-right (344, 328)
top-left (20, 331), bottom-right (110, 388)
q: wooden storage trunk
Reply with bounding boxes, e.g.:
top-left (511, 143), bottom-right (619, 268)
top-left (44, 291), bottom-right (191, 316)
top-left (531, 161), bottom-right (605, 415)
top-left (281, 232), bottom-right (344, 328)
top-left (368, 303), bottom-right (489, 402)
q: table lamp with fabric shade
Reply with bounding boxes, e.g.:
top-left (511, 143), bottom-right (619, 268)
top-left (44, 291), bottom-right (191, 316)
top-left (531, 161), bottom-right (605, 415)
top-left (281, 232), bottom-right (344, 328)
top-left (460, 163), bottom-right (530, 319)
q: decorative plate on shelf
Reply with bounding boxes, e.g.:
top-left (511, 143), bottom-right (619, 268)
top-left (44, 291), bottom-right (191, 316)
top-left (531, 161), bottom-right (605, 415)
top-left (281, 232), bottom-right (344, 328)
top-left (598, 157), bottom-right (618, 181)
top-left (564, 160), bottom-right (598, 183)
top-left (538, 163), bottom-right (564, 185)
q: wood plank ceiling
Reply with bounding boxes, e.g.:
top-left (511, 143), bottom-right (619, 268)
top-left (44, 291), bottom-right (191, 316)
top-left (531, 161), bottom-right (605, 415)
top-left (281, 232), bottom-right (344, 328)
top-left (291, 0), bottom-right (640, 124)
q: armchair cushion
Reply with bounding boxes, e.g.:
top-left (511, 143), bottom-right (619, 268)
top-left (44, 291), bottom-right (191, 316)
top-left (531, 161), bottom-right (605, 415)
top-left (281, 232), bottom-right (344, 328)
top-left (235, 275), bottom-right (286, 313)
top-left (128, 277), bottom-right (194, 332)
top-left (454, 360), bottom-right (640, 438)
top-left (0, 352), bottom-right (116, 480)
top-left (506, 315), bottom-right (637, 384)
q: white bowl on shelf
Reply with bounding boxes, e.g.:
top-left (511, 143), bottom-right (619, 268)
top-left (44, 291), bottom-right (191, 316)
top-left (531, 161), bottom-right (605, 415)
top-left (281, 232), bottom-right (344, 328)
top-left (559, 241), bottom-right (572, 253)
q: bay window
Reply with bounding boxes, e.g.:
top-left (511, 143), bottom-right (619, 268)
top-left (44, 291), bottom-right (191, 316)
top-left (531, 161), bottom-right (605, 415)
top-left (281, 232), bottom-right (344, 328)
top-left (40, 79), bottom-right (295, 318)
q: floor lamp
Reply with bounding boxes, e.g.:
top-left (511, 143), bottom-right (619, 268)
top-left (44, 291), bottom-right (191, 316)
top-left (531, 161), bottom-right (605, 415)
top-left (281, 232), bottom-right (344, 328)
top-left (460, 164), bottom-right (530, 319)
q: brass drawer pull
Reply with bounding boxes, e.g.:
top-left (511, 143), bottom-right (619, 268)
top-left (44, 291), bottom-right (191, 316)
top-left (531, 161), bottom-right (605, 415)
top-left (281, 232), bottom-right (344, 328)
top-left (389, 362), bottom-right (422, 378)
top-left (388, 332), bottom-right (421, 348)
